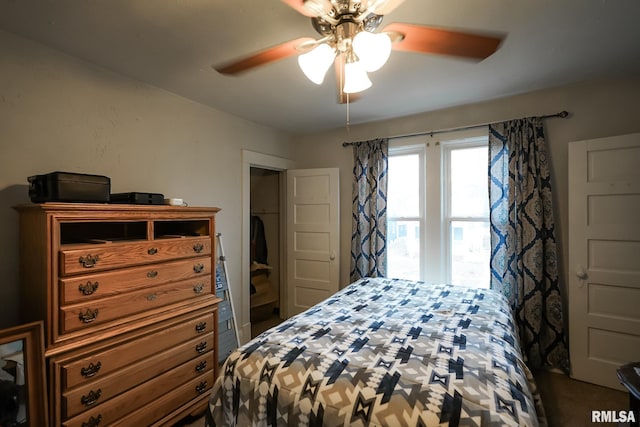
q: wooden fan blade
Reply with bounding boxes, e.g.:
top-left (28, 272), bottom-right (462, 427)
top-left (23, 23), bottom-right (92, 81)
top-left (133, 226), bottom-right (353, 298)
top-left (334, 54), bottom-right (361, 104)
top-left (384, 22), bottom-right (503, 60)
top-left (214, 37), bottom-right (315, 75)
top-left (280, 0), bottom-right (316, 17)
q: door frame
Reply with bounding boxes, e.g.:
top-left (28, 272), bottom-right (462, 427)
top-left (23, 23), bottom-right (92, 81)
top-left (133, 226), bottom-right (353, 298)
top-left (241, 150), bottom-right (295, 343)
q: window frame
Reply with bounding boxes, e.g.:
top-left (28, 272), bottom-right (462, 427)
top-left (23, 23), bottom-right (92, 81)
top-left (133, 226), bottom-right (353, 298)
top-left (388, 129), bottom-right (489, 286)
top-left (442, 136), bottom-right (490, 285)
top-left (386, 142), bottom-right (426, 280)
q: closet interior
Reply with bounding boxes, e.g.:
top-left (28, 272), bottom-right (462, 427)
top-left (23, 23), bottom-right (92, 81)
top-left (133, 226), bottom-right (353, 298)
top-left (249, 167), bottom-right (282, 334)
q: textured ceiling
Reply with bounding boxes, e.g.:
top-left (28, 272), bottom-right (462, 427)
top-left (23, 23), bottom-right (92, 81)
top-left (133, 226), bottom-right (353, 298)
top-left (2, 0), bottom-right (640, 134)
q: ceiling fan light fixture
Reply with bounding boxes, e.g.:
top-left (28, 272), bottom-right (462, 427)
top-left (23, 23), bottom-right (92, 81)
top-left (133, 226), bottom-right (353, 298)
top-left (298, 43), bottom-right (336, 84)
top-left (352, 30), bottom-right (392, 72)
top-left (343, 58), bottom-right (372, 93)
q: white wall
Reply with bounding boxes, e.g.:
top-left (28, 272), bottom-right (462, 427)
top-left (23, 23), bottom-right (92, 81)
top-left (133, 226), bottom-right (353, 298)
top-left (292, 74), bottom-right (640, 309)
top-left (0, 30), bottom-right (294, 328)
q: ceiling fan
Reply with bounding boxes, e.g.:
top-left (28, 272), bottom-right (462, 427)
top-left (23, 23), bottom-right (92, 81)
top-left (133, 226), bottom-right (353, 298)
top-left (214, 0), bottom-right (504, 104)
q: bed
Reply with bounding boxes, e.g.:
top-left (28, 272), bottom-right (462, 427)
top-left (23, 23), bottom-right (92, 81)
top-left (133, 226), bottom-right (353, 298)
top-left (208, 277), bottom-right (546, 426)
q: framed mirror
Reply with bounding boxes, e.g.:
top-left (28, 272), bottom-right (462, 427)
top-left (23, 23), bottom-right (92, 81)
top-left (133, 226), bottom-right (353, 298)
top-left (0, 321), bottom-right (47, 427)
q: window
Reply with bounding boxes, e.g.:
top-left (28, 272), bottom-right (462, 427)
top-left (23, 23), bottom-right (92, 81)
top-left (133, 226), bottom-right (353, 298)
top-left (387, 148), bottom-right (423, 281)
top-left (387, 131), bottom-right (490, 288)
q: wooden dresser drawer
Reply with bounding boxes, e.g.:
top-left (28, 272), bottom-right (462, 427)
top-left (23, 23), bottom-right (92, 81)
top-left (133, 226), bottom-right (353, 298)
top-left (112, 374), bottom-right (213, 427)
top-left (60, 276), bottom-right (212, 334)
top-left (62, 357), bottom-right (214, 427)
top-left (60, 257), bottom-right (211, 304)
top-left (60, 311), bottom-right (214, 389)
top-left (59, 236), bottom-right (211, 276)
top-left (62, 338), bottom-right (214, 419)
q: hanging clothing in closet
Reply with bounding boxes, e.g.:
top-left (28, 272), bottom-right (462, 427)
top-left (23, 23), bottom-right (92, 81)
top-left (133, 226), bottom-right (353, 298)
top-left (250, 215), bottom-right (268, 265)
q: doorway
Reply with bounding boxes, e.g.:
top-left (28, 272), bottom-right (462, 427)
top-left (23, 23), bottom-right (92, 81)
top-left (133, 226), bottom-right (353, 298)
top-left (241, 150), bottom-right (295, 343)
top-left (249, 167), bottom-right (283, 337)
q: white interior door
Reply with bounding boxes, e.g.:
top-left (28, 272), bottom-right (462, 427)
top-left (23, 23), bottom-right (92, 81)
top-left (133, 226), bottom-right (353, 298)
top-left (286, 168), bottom-right (340, 316)
top-left (568, 133), bottom-right (640, 390)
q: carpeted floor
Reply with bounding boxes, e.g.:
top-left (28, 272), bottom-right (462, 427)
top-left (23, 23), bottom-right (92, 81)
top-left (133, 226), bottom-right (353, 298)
top-left (250, 312), bottom-right (283, 338)
top-left (534, 369), bottom-right (629, 427)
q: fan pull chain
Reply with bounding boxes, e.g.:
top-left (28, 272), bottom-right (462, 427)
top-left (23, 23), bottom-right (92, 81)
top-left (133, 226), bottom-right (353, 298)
top-left (346, 92), bottom-right (350, 132)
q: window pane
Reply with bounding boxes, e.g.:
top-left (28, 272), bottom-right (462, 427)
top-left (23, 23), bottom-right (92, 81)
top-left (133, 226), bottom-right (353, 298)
top-left (450, 221), bottom-right (490, 288)
top-left (451, 146), bottom-right (489, 217)
top-left (387, 220), bottom-right (420, 280)
top-left (388, 154), bottom-right (419, 217)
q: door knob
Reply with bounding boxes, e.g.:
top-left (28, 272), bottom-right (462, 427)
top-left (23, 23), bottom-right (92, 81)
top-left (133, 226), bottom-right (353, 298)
top-left (576, 266), bottom-right (588, 280)
top-left (329, 252), bottom-right (336, 261)
top-left (576, 266), bottom-right (588, 288)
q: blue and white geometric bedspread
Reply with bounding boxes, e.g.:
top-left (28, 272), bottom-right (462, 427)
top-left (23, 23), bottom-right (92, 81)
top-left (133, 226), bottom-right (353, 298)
top-left (209, 277), bottom-right (545, 426)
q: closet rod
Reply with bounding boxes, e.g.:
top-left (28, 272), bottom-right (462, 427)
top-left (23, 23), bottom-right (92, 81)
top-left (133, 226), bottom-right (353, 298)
top-left (341, 110), bottom-right (569, 146)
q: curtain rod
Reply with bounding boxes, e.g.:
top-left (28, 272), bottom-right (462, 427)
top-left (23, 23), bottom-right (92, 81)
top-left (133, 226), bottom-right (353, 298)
top-left (342, 110), bottom-right (570, 147)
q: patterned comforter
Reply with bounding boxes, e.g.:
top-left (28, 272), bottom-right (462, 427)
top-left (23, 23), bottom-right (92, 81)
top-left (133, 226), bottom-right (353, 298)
top-left (208, 278), bottom-right (545, 426)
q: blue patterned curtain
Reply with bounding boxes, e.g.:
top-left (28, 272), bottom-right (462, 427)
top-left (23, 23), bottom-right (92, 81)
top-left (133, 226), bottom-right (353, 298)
top-left (350, 138), bottom-right (388, 281)
top-left (488, 118), bottom-right (569, 371)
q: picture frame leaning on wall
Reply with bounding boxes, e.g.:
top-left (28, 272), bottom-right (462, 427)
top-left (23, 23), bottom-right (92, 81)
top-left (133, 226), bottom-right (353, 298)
top-left (0, 321), bottom-right (48, 427)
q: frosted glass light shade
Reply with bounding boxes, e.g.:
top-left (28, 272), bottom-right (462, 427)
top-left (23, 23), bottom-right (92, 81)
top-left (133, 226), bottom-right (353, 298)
top-left (343, 60), bottom-right (372, 93)
top-left (302, 0), bottom-right (334, 16)
top-left (298, 43), bottom-right (336, 85)
top-left (352, 30), bottom-right (392, 72)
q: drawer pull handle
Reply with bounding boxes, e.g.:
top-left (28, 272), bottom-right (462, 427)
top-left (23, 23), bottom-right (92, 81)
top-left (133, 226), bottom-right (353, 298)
top-left (196, 381), bottom-right (208, 394)
top-left (193, 243), bottom-right (204, 253)
top-left (148, 247), bottom-right (158, 255)
top-left (79, 309), bottom-right (99, 324)
top-left (79, 281), bottom-right (99, 295)
top-left (81, 389), bottom-right (102, 407)
top-left (195, 322), bottom-right (207, 334)
top-left (193, 283), bottom-right (204, 294)
top-left (82, 414), bottom-right (102, 427)
top-left (196, 341), bottom-right (207, 354)
top-left (196, 360), bottom-right (207, 372)
top-left (193, 263), bottom-right (205, 273)
top-left (79, 254), bottom-right (99, 268)
top-left (146, 293), bottom-right (157, 301)
top-left (147, 270), bottom-right (158, 278)
top-left (80, 362), bottom-right (102, 378)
